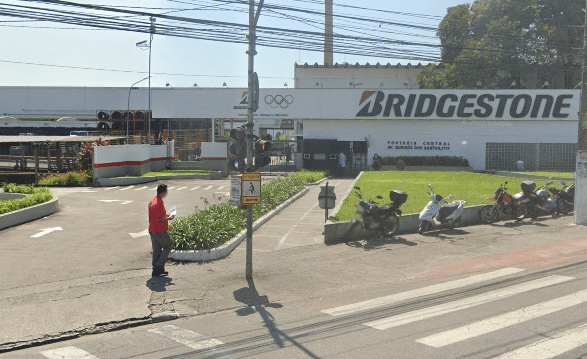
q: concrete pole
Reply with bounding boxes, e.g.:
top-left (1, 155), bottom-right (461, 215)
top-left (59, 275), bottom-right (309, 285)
top-left (212, 118), bottom-right (216, 143)
top-left (576, 0), bottom-right (587, 225)
top-left (34, 144), bottom-right (39, 184)
top-left (324, 0), bottom-right (334, 66)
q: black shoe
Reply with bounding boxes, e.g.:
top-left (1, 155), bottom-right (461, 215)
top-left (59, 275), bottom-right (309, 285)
top-left (152, 266), bottom-right (168, 277)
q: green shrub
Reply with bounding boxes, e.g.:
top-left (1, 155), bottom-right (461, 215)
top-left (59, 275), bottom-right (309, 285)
top-left (0, 184), bottom-right (53, 214)
top-left (38, 171), bottom-right (92, 186)
top-left (169, 171), bottom-right (325, 251)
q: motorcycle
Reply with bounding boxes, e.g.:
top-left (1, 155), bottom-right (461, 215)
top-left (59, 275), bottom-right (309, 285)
top-left (418, 184), bottom-right (466, 234)
top-left (479, 181), bottom-right (528, 223)
top-left (521, 180), bottom-right (558, 218)
top-left (350, 186), bottom-right (408, 238)
top-left (548, 181), bottom-right (575, 215)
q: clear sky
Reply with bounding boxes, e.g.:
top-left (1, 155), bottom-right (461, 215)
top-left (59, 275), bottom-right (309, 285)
top-left (0, 0), bottom-right (466, 88)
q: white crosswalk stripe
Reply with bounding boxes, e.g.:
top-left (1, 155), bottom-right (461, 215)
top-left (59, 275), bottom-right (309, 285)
top-left (203, 185), bottom-right (214, 191)
top-left (119, 185), bottom-right (134, 191)
top-left (149, 325), bottom-right (223, 351)
top-left (364, 275), bottom-right (573, 330)
top-left (134, 186), bottom-right (148, 191)
top-left (322, 267), bottom-right (525, 317)
top-left (176, 186), bottom-right (187, 191)
top-left (104, 187), bottom-right (118, 191)
top-left (41, 346), bottom-right (99, 359)
top-left (416, 288), bottom-right (587, 348)
top-left (492, 324), bottom-right (587, 359)
top-left (217, 186), bottom-right (226, 190)
top-left (190, 186), bottom-right (201, 191)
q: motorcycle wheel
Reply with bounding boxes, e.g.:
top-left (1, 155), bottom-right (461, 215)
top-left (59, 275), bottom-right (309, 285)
top-left (514, 204), bottom-right (528, 221)
top-left (418, 221), bottom-right (430, 235)
top-left (558, 200), bottom-right (574, 215)
top-left (449, 217), bottom-right (462, 230)
top-left (381, 215), bottom-right (399, 238)
top-left (479, 205), bottom-right (499, 224)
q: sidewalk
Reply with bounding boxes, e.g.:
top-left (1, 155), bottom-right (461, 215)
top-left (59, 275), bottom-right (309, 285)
top-left (234, 178), bottom-right (356, 253)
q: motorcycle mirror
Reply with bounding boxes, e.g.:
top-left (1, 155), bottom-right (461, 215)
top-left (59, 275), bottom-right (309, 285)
top-left (560, 181), bottom-right (565, 186)
top-left (548, 176), bottom-right (553, 180)
top-left (505, 181), bottom-right (508, 185)
top-left (354, 186), bottom-right (361, 191)
top-left (377, 195), bottom-right (383, 199)
top-left (428, 184), bottom-right (434, 190)
top-left (448, 195), bottom-right (454, 200)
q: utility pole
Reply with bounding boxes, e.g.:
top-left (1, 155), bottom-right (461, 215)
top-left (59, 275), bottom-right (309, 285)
top-left (324, 0), bottom-right (334, 66)
top-left (576, 0), bottom-right (587, 225)
top-left (246, 0), bottom-right (263, 279)
top-left (148, 16), bottom-right (155, 145)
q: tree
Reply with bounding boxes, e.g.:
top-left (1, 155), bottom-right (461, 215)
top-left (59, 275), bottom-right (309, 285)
top-left (419, 0), bottom-right (582, 89)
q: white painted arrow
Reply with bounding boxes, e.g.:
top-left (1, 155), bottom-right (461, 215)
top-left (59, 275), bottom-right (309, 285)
top-left (31, 227), bottom-right (63, 238)
top-left (129, 229), bottom-right (149, 238)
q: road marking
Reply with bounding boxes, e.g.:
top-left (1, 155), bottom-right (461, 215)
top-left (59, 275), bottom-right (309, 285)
top-left (275, 201), bottom-right (320, 250)
top-left (129, 229), bottom-right (149, 238)
top-left (98, 200), bottom-right (133, 205)
top-left (41, 346), bottom-right (99, 359)
top-left (363, 275), bottom-right (573, 331)
top-left (168, 187), bottom-right (175, 190)
top-left (190, 186), bottom-right (201, 191)
top-left (322, 267), bottom-right (525, 317)
top-left (31, 227), bottom-right (63, 238)
top-left (176, 187), bottom-right (187, 191)
top-left (416, 288), bottom-right (587, 347)
top-left (119, 186), bottom-right (134, 191)
top-left (203, 185), bottom-right (214, 191)
top-left (217, 186), bottom-right (226, 190)
top-left (492, 324), bottom-right (587, 359)
top-left (149, 325), bottom-right (223, 350)
top-left (134, 186), bottom-right (148, 191)
top-left (104, 187), bottom-right (118, 191)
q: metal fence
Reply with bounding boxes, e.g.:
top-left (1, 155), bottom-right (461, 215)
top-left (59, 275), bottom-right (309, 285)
top-left (485, 142), bottom-right (577, 171)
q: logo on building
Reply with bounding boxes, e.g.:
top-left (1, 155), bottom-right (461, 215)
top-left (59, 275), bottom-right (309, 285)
top-left (233, 92), bottom-right (249, 110)
top-left (356, 91), bottom-right (385, 117)
top-left (265, 95), bottom-right (294, 109)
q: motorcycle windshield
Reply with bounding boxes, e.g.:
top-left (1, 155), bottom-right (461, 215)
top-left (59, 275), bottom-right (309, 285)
top-left (420, 202), bottom-right (441, 220)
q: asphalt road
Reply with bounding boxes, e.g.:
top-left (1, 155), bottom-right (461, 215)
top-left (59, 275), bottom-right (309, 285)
top-left (4, 209), bottom-right (587, 358)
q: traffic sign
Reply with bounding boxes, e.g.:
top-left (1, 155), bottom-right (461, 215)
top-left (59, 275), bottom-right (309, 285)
top-left (230, 175), bottom-right (242, 206)
top-left (242, 173), bottom-right (261, 205)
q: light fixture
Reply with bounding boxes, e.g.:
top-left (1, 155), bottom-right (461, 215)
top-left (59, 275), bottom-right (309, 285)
top-left (476, 81), bottom-right (483, 89)
top-left (541, 81), bottom-right (550, 89)
top-left (166, 82), bottom-right (172, 87)
top-left (284, 82), bottom-right (288, 88)
top-left (509, 80), bottom-right (517, 89)
top-left (194, 83), bottom-right (199, 88)
top-left (223, 82), bottom-right (228, 87)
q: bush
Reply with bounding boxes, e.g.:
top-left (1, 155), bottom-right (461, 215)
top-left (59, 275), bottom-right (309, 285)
top-left (0, 184), bottom-right (53, 214)
top-left (169, 171), bottom-right (324, 251)
top-left (380, 156), bottom-right (470, 167)
top-left (38, 171), bottom-right (92, 186)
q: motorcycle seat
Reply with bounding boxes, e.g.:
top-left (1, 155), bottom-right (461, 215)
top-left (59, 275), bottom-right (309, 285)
top-left (380, 204), bottom-right (395, 212)
top-left (437, 205), bottom-right (458, 222)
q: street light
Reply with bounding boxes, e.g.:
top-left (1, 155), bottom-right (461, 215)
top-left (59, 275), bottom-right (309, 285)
top-left (166, 82), bottom-right (173, 87)
top-left (136, 16), bottom-right (156, 144)
top-left (127, 76), bottom-right (150, 142)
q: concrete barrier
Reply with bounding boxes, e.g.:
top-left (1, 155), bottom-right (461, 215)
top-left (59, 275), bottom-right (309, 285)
top-left (324, 205), bottom-right (485, 244)
top-left (96, 172), bottom-right (222, 187)
top-left (0, 193), bottom-right (27, 200)
top-left (0, 196), bottom-right (59, 230)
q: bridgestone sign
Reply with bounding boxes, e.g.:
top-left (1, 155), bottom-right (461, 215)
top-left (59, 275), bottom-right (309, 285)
top-left (152, 88), bottom-right (580, 121)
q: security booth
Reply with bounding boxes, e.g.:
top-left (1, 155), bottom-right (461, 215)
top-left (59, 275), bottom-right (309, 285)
top-left (303, 139), bottom-right (338, 171)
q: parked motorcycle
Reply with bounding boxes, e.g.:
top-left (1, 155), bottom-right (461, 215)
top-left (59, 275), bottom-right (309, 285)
top-left (418, 184), bottom-right (466, 234)
top-left (350, 186), bottom-right (408, 237)
top-left (479, 181), bottom-right (528, 223)
top-left (548, 181), bottom-right (575, 215)
top-left (521, 180), bottom-right (557, 218)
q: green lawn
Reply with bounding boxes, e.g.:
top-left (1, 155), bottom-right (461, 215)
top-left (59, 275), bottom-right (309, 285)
top-left (512, 171), bottom-right (574, 179)
top-left (134, 170), bottom-right (218, 177)
top-left (334, 171), bottom-right (557, 222)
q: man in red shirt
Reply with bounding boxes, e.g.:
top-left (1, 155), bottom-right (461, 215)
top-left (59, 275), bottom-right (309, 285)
top-left (149, 184), bottom-right (175, 277)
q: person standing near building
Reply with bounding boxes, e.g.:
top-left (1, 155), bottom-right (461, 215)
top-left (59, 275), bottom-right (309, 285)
top-left (149, 184), bottom-right (175, 277)
top-left (338, 152), bottom-right (347, 177)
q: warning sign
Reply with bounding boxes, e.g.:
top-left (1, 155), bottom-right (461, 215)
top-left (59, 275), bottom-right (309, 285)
top-left (242, 173), bottom-right (261, 205)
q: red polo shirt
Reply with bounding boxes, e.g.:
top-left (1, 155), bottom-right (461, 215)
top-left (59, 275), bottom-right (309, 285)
top-left (148, 196), bottom-right (168, 233)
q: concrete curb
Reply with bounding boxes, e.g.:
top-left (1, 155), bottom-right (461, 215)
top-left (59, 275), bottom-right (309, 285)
top-left (494, 171), bottom-right (574, 182)
top-left (324, 205), bottom-right (485, 244)
top-left (0, 196), bottom-right (59, 231)
top-left (96, 172), bottom-right (222, 187)
top-left (170, 186), bottom-right (312, 262)
top-left (379, 166), bottom-right (474, 172)
top-left (308, 176), bottom-right (334, 186)
top-left (328, 171), bottom-right (364, 221)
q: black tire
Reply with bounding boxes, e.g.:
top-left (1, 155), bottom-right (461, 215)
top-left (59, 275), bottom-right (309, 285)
top-left (558, 200), bottom-right (573, 215)
top-left (449, 217), bottom-right (462, 230)
top-left (381, 215), bottom-right (399, 238)
top-left (479, 205), bottom-right (499, 224)
top-left (514, 204), bottom-right (528, 221)
top-left (418, 221), bottom-right (430, 235)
